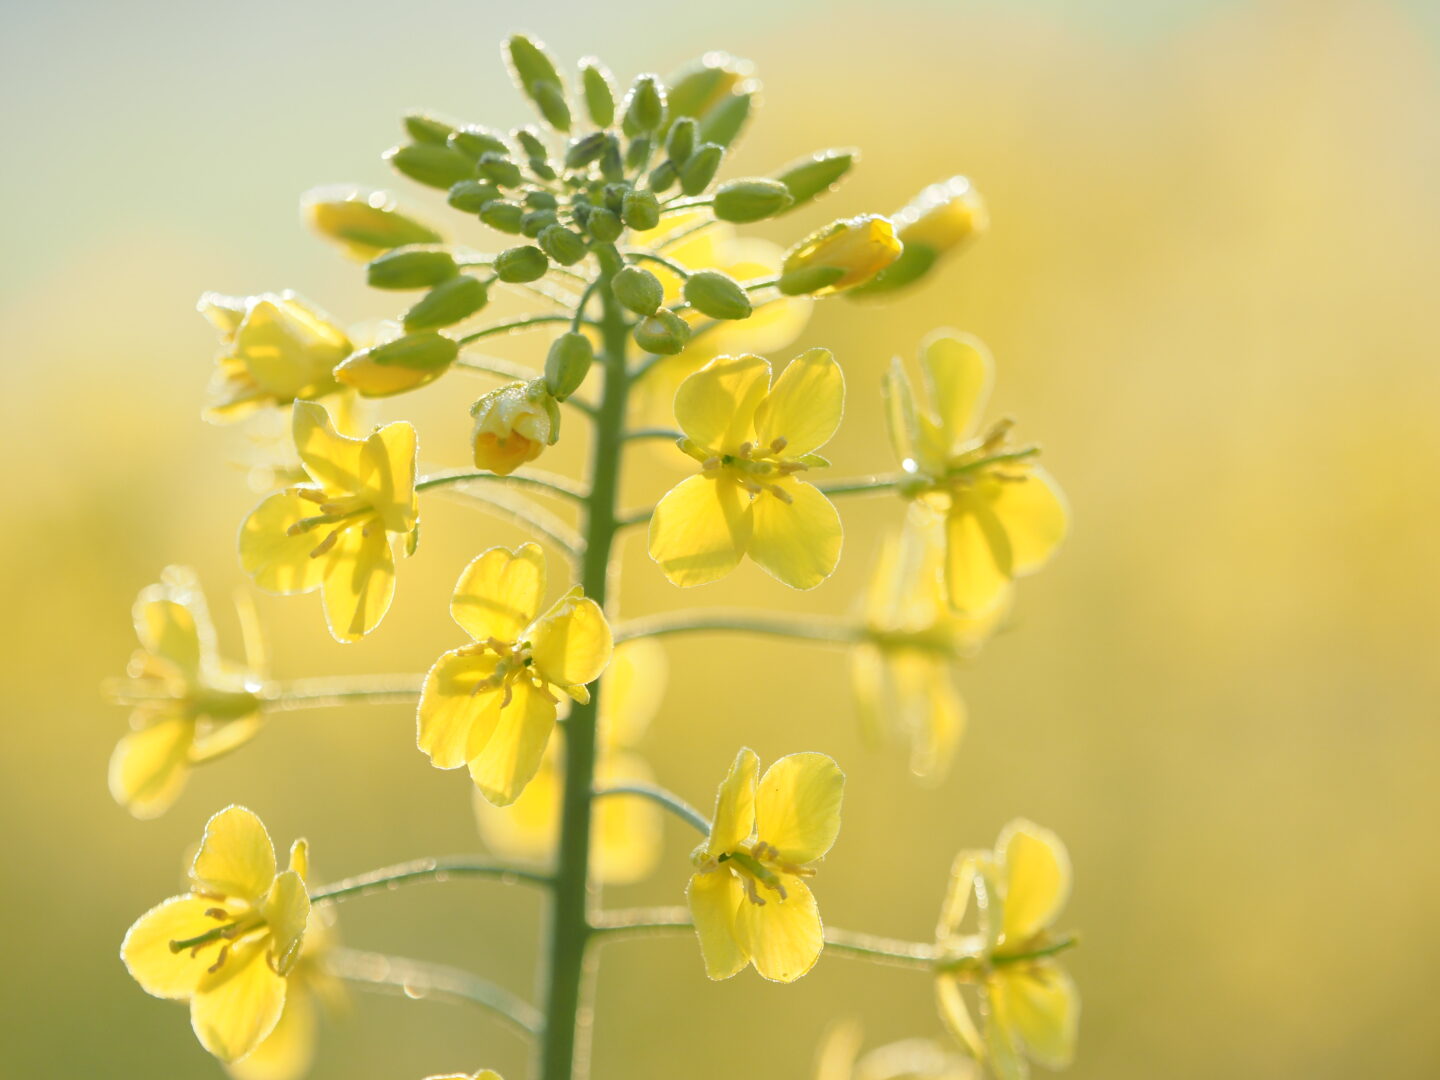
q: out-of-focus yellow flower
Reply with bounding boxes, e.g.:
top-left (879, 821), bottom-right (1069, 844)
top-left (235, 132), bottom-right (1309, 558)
top-left (885, 332), bottom-right (1067, 615)
top-left (301, 185), bottom-right (444, 261)
top-left (239, 401), bottom-right (418, 643)
top-left (649, 350), bottom-right (845, 589)
top-left (854, 177), bottom-right (988, 298)
top-left (687, 748), bottom-right (844, 983)
top-left (106, 568), bottom-right (265, 819)
top-left (417, 544), bottom-right (613, 806)
top-left (816, 1021), bottom-right (979, 1080)
top-left (934, 820), bottom-right (1079, 1080)
top-left (198, 292), bottom-right (351, 422)
top-left (121, 807), bottom-right (312, 1064)
top-left (779, 215), bottom-right (903, 296)
top-left (852, 519), bottom-right (1007, 782)
top-left (474, 639), bottom-right (667, 884)
top-left (470, 379), bottom-right (560, 475)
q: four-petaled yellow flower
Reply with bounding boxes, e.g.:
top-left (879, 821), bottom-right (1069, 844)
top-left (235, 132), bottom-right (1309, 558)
top-left (198, 292), bottom-right (350, 422)
top-left (934, 820), bottom-right (1079, 1080)
top-left (687, 748), bottom-right (844, 983)
top-left (884, 332), bottom-right (1068, 615)
top-left (816, 1022), bottom-right (979, 1080)
top-left (474, 639), bottom-right (667, 884)
top-left (121, 807), bottom-right (313, 1064)
top-left (853, 518), bottom-right (1007, 782)
top-left (107, 567), bottom-right (265, 819)
top-left (417, 544), bottom-right (613, 806)
top-left (239, 400), bottom-right (418, 643)
top-left (649, 350), bottom-right (845, 589)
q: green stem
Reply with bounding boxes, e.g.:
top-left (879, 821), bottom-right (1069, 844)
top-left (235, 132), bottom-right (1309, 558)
top-left (259, 676), bottom-right (422, 711)
top-left (458, 314), bottom-right (576, 344)
top-left (622, 427), bottom-right (683, 443)
top-left (626, 250), bottom-right (692, 279)
top-left (418, 480), bottom-right (583, 560)
top-left (454, 354), bottom-right (535, 382)
top-left (592, 783), bottom-right (710, 833)
top-left (614, 611), bottom-right (864, 646)
top-left (308, 856), bottom-right (551, 904)
top-left (818, 475), bottom-right (904, 497)
top-left (417, 469), bottom-right (589, 504)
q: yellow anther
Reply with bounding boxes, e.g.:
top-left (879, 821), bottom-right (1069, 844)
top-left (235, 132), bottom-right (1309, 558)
top-left (770, 437), bottom-right (788, 453)
top-left (207, 945), bottom-right (230, 974)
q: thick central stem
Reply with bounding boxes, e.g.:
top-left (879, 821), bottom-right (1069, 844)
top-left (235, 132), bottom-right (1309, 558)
top-left (538, 255), bottom-right (630, 1080)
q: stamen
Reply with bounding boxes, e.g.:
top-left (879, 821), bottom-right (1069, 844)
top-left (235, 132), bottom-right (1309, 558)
top-left (768, 485), bottom-right (794, 505)
top-left (309, 526), bottom-right (343, 559)
top-left (738, 441), bottom-right (754, 457)
top-left (207, 945), bottom-right (230, 974)
top-left (770, 437), bottom-right (788, 453)
top-left (204, 908), bottom-right (229, 921)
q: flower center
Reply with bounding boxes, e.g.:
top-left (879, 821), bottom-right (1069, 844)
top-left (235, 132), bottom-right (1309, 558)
top-left (463, 636), bottom-right (557, 708)
top-left (285, 488), bottom-right (377, 558)
top-left (169, 904), bottom-right (267, 975)
top-left (700, 436), bottom-right (810, 503)
top-left (901, 418), bottom-right (1041, 500)
top-left (713, 839), bottom-right (816, 906)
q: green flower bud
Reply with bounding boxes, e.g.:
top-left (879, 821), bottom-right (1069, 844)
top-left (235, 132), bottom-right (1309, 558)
top-left (386, 143), bottom-right (478, 190)
top-left (599, 136), bottom-right (624, 181)
top-left (480, 200), bottom-right (525, 234)
top-left (521, 208), bottom-right (560, 238)
top-left (570, 201), bottom-right (593, 229)
top-left (633, 307), bottom-right (691, 355)
top-left (777, 265), bottom-right (847, 296)
top-left (683, 269), bottom-right (752, 320)
top-left (506, 34), bottom-right (563, 95)
top-left (679, 143), bottom-right (724, 195)
top-left (539, 224), bottom-right (588, 266)
top-left (625, 136), bottom-right (653, 172)
top-left (531, 80), bottom-right (572, 132)
top-left (404, 112), bottom-right (455, 145)
top-left (478, 152), bottom-right (523, 188)
top-left (528, 157), bottom-right (558, 182)
top-left (495, 245), bottom-right (550, 283)
top-left (335, 330), bottom-right (459, 397)
top-left (602, 184), bottom-right (627, 214)
top-left (648, 160), bottom-right (679, 194)
top-left (565, 131), bottom-right (608, 170)
top-left (666, 117), bottom-right (697, 165)
top-left (301, 186), bottom-right (442, 260)
top-left (544, 331), bottom-right (595, 399)
top-left (665, 53), bottom-right (751, 123)
top-left (526, 190), bottom-right (558, 210)
top-left (403, 275), bottom-right (489, 331)
top-left (449, 125), bottom-right (510, 159)
top-left (447, 180), bottom-right (503, 213)
top-left (580, 58), bottom-right (616, 127)
top-left (367, 246), bottom-right (458, 290)
top-left (773, 148), bottom-right (856, 209)
top-left (622, 74), bottom-right (666, 135)
top-left (587, 207), bottom-right (623, 243)
top-left (611, 265), bottom-right (665, 316)
top-left (699, 90), bottom-right (753, 147)
top-left (621, 189), bottom-right (661, 231)
top-left (713, 179), bottom-right (794, 224)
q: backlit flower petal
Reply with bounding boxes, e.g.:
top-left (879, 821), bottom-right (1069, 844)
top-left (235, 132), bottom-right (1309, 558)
top-left (997, 819), bottom-right (1071, 943)
top-left (943, 501), bottom-right (1013, 615)
top-left (224, 985), bottom-right (317, 1080)
top-left (920, 333), bottom-right (992, 448)
top-left (936, 975), bottom-right (986, 1061)
top-left (648, 473), bottom-right (753, 587)
top-left (190, 806), bottom-right (277, 901)
top-left (418, 649), bottom-right (505, 769)
top-left (473, 751), bottom-right (559, 864)
top-left (121, 895), bottom-right (223, 999)
top-left (320, 524), bottom-right (395, 642)
top-left (598, 639), bottom-right (666, 748)
top-left (360, 421), bottom-right (418, 534)
top-left (686, 870), bottom-right (748, 980)
top-left (109, 716), bottom-right (193, 820)
top-left (990, 466), bottom-right (1068, 576)
top-left (733, 873), bottom-right (824, 983)
top-left (674, 353), bottom-right (771, 453)
top-left (747, 478), bottom-right (842, 590)
top-left (593, 752), bottom-right (663, 885)
top-left (992, 961), bottom-right (1079, 1069)
top-left (292, 401), bottom-right (365, 495)
top-left (133, 586), bottom-right (207, 680)
top-left (752, 348), bottom-right (844, 457)
top-left (261, 870), bottom-right (310, 977)
top-left (468, 678), bottom-right (558, 806)
top-left (936, 851), bottom-right (988, 942)
top-left (192, 939), bottom-right (287, 1062)
top-left (754, 752), bottom-right (844, 863)
top-left (450, 544), bottom-right (546, 644)
top-left (707, 747), bottom-right (758, 858)
top-left (239, 491), bottom-right (330, 596)
top-left (882, 358), bottom-right (921, 468)
top-left (529, 593), bottom-right (612, 690)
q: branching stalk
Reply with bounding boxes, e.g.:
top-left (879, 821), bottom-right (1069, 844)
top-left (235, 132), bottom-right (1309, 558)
top-left (592, 783), bottom-right (710, 834)
top-left (309, 856), bottom-right (552, 904)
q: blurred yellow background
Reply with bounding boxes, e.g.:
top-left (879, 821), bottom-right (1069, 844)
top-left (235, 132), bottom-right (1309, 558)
top-left (3, 0), bottom-right (1438, 1076)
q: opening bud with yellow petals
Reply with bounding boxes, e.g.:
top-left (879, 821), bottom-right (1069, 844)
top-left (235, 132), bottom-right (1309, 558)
top-left (779, 214), bottom-right (903, 296)
top-left (335, 329), bottom-right (459, 397)
top-left (470, 379), bottom-right (561, 475)
top-left (301, 186), bottom-right (442, 261)
top-left (853, 176), bottom-right (988, 298)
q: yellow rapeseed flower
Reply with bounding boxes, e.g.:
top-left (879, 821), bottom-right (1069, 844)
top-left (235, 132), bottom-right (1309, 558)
top-left (238, 400), bottom-right (418, 643)
top-left (121, 807), bottom-right (313, 1064)
top-left (417, 544), bottom-right (613, 806)
top-left (107, 567), bottom-right (265, 819)
top-left (934, 820), bottom-right (1079, 1080)
top-left (470, 380), bottom-right (560, 475)
top-left (198, 292), bottom-right (350, 422)
top-left (473, 639), bottom-right (667, 884)
top-left (687, 748), bottom-right (844, 983)
top-left (649, 349), bottom-right (845, 589)
top-left (884, 332), bottom-right (1067, 615)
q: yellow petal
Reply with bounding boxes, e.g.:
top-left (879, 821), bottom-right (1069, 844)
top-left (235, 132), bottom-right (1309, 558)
top-left (944, 500), bottom-right (1012, 615)
top-left (747, 478), bottom-right (842, 590)
top-left (751, 347), bottom-right (844, 457)
top-left (292, 401), bottom-right (365, 494)
top-left (707, 746), bottom-right (758, 858)
top-left (261, 870), bottom-right (310, 977)
top-left (981, 984), bottom-right (1026, 1080)
top-left (990, 466), bottom-right (1068, 576)
top-left (450, 544), bottom-right (546, 644)
top-left (529, 594), bottom-right (612, 690)
top-left (936, 975), bottom-right (986, 1061)
top-left (674, 353), bottom-right (772, 453)
top-left (121, 895), bottom-right (223, 999)
top-left (889, 652), bottom-right (966, 781)
top-left (285, 839), bottom-right (310, 885)
top-left (109, 716), bottom-right (193, 819)
top-left (468, 678), bottom-right (558, 806)
top-left (992, 962), bottom-right (1079, 1069)
top-left (754, 752), bottom-right (844, 863)
top-left (997, 819), bottom-right (1071, 943)
top-left (190, 806), bottom-right (276, 901)
top-left (320, 523), bottom-right (396, 642)
top-left (936, 851), bottom-right (988, 942)
top-left (598, 638), bottom-right (667, 748)
top-left (360, 421), bottom-right (419, 534)
top-left (648, 473), bottom-right (753, 587)
top-left (191, 939), bottom-right (287, 1062)
top-left (686, 869), bottom-right (748, 980)
top-left (134, 584), bottom-right (208, 679)
top-left (920, 332), bottom-right (992, 448)
top-left (473, 751), bottom-right (560, 864)
top-left (882, 358), bottom-right (921, 468)
top-left (239, 491), bottom-right (329, 596)
top-left (237, 297), bottom-right (349, 402)
top-left (417, 649), bottom-right (506, 769)
top-left (593, 752), bottom-right (663, 885)
top-left (734, 873), bottom-right (824, 982)
top-left (224, 985), bottom-right (317, 1080)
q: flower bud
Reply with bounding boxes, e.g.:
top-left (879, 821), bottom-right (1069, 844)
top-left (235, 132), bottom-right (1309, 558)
top-left (565, 131), bottom-right (608, 170)
top-left (665, 53), bottom-right (751, 122)
top-left (648, 161), bottom-right (679, 193)
top-left (301, 187), bottom-right (443, 260)
top-left (621, 189), bottom-right (661, 231)
top-left (385, 143), bottom-right (478, 190)
top-left (447, 180), bottom-right (503, 213)
top-left (599, 136), bottom-right (625, 181)
top-left (666, 117), bottom-right (697, 165)
top-left (539, 224), bottom-right (588, 266)
top-left (403, 275), bottom-right (488, 331)
top-left (622, 74), bottom-right (666, 135)
top-left (679, 143), bottom-right (723, 195)
top-left (494, 245), bottom-right (549, 283)
top-left (580, 58), bottom-right (616, 126)
top-left (852, 177), bottom-right (988, 298)
top-left (471, 379), bottom-right (560, 474)
top-left (367, 246), bottom-right (458, 290)
top-left (611, 266), bottom-right (665, 316)
top-left (625, 136), bottom-right (653, 172)
top-left (699, 90), bottom-right (753, 147)
top-left (779, 214), bottom-right (902, 296)
top-left (683, 270), bottom-right (752, 320)
top-left (544, 332), bottom-right (594, 399)
top-left (587, 207), bottom-right (623, 243)
top-left (335, 330), bottom-right (458, 397)
top-left (480, 200), bottom-right (525, 234)
top-left (506, 34), bottom-right (570, 132)
top-left (531, 80), bottom-right (571, 132)
top-left (449, 125), bottom-right (509, 159)
top-left (478, 152), bottom-right (523, 188)
top-left (633, 307), bottom-right (691, 355)
top-left (527, 190), bottom-right (558, 210)
top-left (773, 148), bottom-right (856, 209)
top-left (522, 209), bottom-right (560, 238)
top-left (713, 179), bottom-right (794, 224)
top-left (404, 112), bottom-right (455, 145)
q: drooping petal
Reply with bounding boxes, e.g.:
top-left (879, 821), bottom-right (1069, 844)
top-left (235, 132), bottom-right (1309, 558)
top-left (239, 491), bottom-right (330, 596)
top-left (992, 962), bottom-right (1080, 1069)
top-left (360, 421), bottom-right (419, 534)
top-left (981, 982), bottom-right (1028, 1080)
top-left (529, 593), bottom-right (612, 690)
top-left (989, 466), bottom-right (1068, 576)
top-left (598, 638), bottom-right (667, 748)
top-left (468, 678), bottom-right (559, 806)
top-left (292, 401), bottom-right (365, 494)
top-left (733, 873), bottom-right (824, 983)
top-left (190, 806), bottom-right (277, 901)
top-left (473, 750), bottom-right (560, 864)
top-left (747, 478), bottom-right (842, 590)
top-left (320, 523), bottom-right (396, 642)
top-left (707, 747), bottom-right (758, 858)
top-left (109, 716), bottom-right (193, 819)
top-left (997, 819), bottom-right (1071, 943)
top-left (451, 544), bottom-right (546, 644)
top-left (891, 651), bottom-right (966, 782)
top-left (224, 985), bottom-right (317, 1080)
top-left (920, 332), bottom-right (992, 449)
top-left (936, 975), bottom-right (986, 1061)
top-left (648, 473), bottom-right (753, 587)
top-left (686, 870), bottom-right (748, 980)
top-left (261, 870), bottom-right (310, 977)
top-left (593, 751), bottom-right (663, 886)
top-left (674, 353), bottom-right (772, 453)
top-left (936, 851), bottom-right (987, 942)
top-left (943, 500), bottom-right (1013, 615)
top-left (191, 939), bottom-right (287, 1062)
top-left (754, 752), bottom-right (844, 863)
top-left (134, 583), bottom-right (207, 679)
top-left (751, 348), bottom-right (844, 457)
top-left (882, 358), bottom-right (921, 467)
top-left (121, 895), bottom-right (225, 999)
top-left (417, 649), bottom-right (505, 769)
